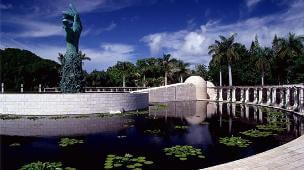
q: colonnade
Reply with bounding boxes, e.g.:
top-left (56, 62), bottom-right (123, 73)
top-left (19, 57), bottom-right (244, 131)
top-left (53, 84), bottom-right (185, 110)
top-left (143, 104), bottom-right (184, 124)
top-left (214, 84), bottom-right (304, 113)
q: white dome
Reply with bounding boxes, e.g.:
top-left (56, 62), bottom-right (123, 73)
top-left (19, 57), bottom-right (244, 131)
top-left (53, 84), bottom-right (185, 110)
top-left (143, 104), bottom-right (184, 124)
top-left (185, 76), bottom-right (207, 100)
top-left (207, 81), bottom-right (217, 100)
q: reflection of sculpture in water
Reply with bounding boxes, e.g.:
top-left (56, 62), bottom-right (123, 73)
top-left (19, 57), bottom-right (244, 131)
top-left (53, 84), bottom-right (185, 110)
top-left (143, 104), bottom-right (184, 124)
top-left (60, 4), bottom-right (84, 93)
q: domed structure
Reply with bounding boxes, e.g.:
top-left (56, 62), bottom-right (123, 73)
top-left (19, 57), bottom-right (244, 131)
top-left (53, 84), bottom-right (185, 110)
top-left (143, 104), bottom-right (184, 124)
top-left (207, 81), bottom-right (217, 100)
top-left (184, 76), bottom-right (207, 100)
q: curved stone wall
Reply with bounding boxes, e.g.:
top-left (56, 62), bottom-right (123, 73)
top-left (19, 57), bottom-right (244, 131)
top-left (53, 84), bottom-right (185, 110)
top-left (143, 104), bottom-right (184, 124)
top-left (0, 93), bottom-right (148, 115)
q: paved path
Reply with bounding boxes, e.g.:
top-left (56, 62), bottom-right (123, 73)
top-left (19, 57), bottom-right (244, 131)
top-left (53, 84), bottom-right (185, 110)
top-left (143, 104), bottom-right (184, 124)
top-left (203, 135), bottom-right (304, 170)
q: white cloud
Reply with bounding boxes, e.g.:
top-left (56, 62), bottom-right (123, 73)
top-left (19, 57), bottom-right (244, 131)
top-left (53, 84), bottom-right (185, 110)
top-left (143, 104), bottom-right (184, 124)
top-left (246, 0), bottom-right (263, 8)
top-left (83, 43), bottom-right (135, 72)
top-left (142, 0), bottom-right (304, 66)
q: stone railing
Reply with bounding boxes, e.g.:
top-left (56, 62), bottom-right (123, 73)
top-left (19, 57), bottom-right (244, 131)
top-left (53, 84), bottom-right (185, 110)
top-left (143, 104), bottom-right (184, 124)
top-left (210, 84), bottom-right (304, 114)
top-left (0, 83), bottom-right (147, 93)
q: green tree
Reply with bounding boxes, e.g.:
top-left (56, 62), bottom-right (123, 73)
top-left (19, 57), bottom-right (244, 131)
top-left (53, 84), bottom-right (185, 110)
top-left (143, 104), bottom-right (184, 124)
top-left (208, 39), bottom-right (223, 86)
top-left (251, 36), bottom-right (272, 86)
top-left (193, 64), bottom-right (209, 80)
top-left (161, 54), bottom-right (177, 85)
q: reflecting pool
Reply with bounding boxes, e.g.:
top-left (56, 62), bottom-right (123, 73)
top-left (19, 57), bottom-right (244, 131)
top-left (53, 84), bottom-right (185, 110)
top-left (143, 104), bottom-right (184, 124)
top-left (1, 101), bottom-right (304, 170)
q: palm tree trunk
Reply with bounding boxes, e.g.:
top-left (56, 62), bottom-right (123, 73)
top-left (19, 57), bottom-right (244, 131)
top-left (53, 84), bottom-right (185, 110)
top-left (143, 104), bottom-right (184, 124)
top-left (261, 72), bottom-right (264, 86)
top-left (219, 69), bottom-right (222, 86)
top-left (143, 75), bottom-right (146, 87)
top-left (228, 64), bottom-right (232, 86)
top-left (123, 74), bottom-right (126, 87)
top-left (165, 72), bottom-right (168, 86)
top-left (180, 75), bottom-right (183, 83)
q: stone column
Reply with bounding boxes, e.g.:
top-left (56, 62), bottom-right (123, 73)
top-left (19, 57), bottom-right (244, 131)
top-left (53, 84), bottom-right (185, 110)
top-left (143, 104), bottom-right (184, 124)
top-left (21, 84), bottom-right (23, 93)
top-left (285, 87), bottom-right (291, 109)
top-left (232, 87), bottom-right (236, 102)
top-left (1, 83), bottom-right (4, 93)
top-left (227, 88), bottom-right (231, 102)
top-left (253, 88), bottom-right (258, 104)
top-left (272, 88), bottom-right (277, 106)
top-left (218, 88), bottom-right (223, 101)
top-left (258, 87), bottom-right (263, 104)
top-left (245, 88), bottom-right (250, 103)
top-left (266, 88), bottom-right (271, 105)
top-left (279, 88), bottom-right (285, 107)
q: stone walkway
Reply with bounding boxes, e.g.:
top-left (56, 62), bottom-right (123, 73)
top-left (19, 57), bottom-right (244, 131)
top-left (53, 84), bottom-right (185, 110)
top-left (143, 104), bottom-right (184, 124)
top-left (203, 135), bottom-right (304, 170)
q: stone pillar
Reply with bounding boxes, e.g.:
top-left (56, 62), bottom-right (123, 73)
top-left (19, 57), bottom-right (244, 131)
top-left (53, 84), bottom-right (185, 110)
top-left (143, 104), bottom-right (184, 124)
top-left (266, 88), bottom-right (271, 105)
top-left (279, 88), bottom-right (285, 107)
top-left (258, 87), bottom-right (263, 104)
top-left (21, 84), bottom-right (23, 93)
top-left (218, 88), bottom-right (223, 101)
top-left (39, 84), bottom-right (42, 93)
top-left (286, 87), bottom-right (291, 109)
top-left (232, 88), bottom-right (236, 102)
top-left (245, 88), bottom-right (250, 103)
top-left (253, 88), bottom-right (258, 104)
top-left (227, 88), bottom-right (231, 102)
top-left (272, 88), bottom-right (277, 106)
top-left (1, 83), bottom-right (4, 93)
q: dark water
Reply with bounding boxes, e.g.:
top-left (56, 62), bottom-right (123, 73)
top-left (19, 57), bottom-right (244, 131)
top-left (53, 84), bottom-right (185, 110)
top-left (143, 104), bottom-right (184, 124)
top-left (1, 101), bottom-right (304, 170)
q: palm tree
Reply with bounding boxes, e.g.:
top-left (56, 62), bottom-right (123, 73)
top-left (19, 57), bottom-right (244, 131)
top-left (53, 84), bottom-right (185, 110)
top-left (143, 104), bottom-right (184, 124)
top-left (78, 50), bottom-right (91, 67)
top-left (162, 53), bottom-right (176, 86)
top-left (210, 34), bottom-right (239, 86)
top-left (255, 48), bottom-right (271, 86)
top-left (276, 33), bottom-right (304, 83)
top-left (208, 40), bottom-right (223, 86)
top-left (174, 60), bottom-right (190, 83)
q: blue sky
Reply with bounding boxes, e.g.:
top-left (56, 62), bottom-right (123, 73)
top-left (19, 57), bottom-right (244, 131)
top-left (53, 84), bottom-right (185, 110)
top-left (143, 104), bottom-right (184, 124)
top-left (1, 0), bottom-right (304, 72)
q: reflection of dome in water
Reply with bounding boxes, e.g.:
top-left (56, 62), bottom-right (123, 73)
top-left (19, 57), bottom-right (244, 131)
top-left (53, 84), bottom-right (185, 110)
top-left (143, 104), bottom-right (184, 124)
top-left (185, 101), bottom-right (207, 125)
top-left (184, 76), bottom-right (207, 100)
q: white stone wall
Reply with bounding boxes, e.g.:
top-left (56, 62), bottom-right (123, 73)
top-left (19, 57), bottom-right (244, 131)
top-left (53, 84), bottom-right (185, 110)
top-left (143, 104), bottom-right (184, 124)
top-left (0, 93), bottom-right (148, 115)
top-left (134, 83), bottom-right (197, 103)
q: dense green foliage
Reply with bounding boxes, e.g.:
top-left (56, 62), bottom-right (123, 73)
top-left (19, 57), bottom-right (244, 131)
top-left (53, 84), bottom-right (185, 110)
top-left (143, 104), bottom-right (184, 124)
top-left (18, 161), bottom-right (75, 170)
top-left (208, 33), bottom-right (304, 85)
top-left (103, 153), bottom-right (154, 169)
top-left (163, 145), bottom-right (205, 160)
top-left (0, 48), bottom-right (60, 91)
top-left (218, 136), bottom-right (252, 147)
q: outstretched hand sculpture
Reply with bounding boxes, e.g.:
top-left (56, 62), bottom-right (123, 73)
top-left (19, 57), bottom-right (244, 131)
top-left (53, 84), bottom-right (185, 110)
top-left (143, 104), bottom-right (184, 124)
top-left (60, 4), bottom-right (84, 93)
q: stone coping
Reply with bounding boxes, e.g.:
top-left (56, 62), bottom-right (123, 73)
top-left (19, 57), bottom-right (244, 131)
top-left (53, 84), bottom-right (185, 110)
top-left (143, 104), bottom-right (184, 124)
top-left (202, 101), bottom-right (304, 170)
